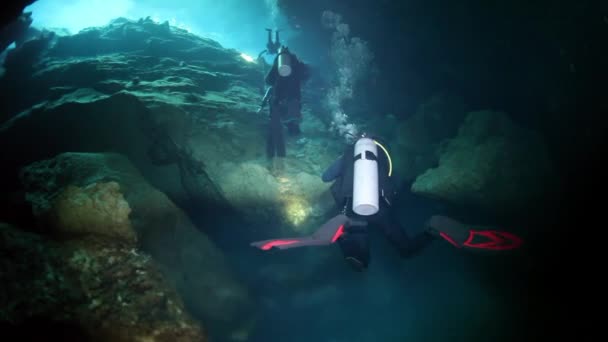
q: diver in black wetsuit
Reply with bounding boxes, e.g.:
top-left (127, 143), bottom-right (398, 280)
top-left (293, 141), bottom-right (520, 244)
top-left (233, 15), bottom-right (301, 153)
top-left (320, 134), bottom-right (434, 270)
top-left (251, 133), bottom-right (524, 272)
top-left (261, 45), bottom-right (310, 159)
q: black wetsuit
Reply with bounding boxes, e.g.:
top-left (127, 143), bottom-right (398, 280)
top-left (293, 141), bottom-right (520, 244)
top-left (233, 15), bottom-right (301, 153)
top-left (322, 143), bottom-right (433, 270)
top-left (264, 51), bottom-right (309, 158)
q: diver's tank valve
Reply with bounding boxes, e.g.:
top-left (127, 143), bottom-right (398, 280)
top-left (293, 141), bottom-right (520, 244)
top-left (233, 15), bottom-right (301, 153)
top-left (277, 47), bottom-right (292, 77)
top-left (352, 137), bottom-right (379, 216)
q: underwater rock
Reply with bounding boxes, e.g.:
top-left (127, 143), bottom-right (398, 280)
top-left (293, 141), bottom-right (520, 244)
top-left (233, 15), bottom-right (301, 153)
top-left (411, 110), bottom-right (559, 214)
top-left (392, 94), bottom-right (468, 184)
top-left (0, 90), bottom-right (152, 183)
top-left (214, 161), bottom-right (281, 214)
top-left (0, 222), bottom-right (207, 341)
top-left (0, 0), bottom-right (34, 45)
top-left (0, 16), bottom-right (261, 120)
top-left (0, 11), bottom-right (32, 53)
top-left (46, 181), bottom-right (136, 243)
top-left (50, 17), bottom-right (227, 62)
top-left (0, 88), bottom-right (230, 212)
top-left (19, 152), bottom-right (254, 337)
top-left (210, 161), bottom-right (333, 234)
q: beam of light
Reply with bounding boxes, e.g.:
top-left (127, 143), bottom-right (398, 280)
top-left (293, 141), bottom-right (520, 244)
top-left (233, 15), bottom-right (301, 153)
top-left (240, 53), bottom-right (255, 63)
top-left (283, 196), bottom-right (310, 227)
top-left (275, 176), bottom-right (311, 228)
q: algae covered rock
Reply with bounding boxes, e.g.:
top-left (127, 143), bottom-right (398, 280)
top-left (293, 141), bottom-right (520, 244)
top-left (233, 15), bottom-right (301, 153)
top-left (47, 181), bottom-right (136, 243)
top-left (0, 222), bottom-right (207, 341)
top-left (411, 110), bottom-right (559, 214)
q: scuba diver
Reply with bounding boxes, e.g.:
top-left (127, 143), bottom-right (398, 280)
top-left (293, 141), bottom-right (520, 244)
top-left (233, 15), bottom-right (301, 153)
top-left (250, 133), bottom-right (523, 271)
top-left (260, 45), bottom-right (310, 161)
top-left (257, 28), bottom-right (281, 60)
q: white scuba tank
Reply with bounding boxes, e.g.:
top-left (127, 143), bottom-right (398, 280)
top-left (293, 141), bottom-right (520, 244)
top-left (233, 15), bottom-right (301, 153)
top-left (278, 51), bottom-right (292, 77)
top-left (352, 137), bottom-right (379, 216)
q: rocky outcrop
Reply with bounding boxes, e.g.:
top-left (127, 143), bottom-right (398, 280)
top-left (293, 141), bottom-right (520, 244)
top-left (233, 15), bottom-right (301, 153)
top-left (19, 152), bottom-right (254, 339)
top-left (1, 17), bottom-right (262, 117)
top-left (0, 17), bottom-right (341, 233)
top-left (411, 110), bottom-right (559, 214)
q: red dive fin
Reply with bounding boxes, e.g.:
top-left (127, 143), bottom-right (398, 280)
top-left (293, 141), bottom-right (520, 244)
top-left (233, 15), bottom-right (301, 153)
top-left (426, 215), bottom-right (523, 251)
top-left (250, 214), bottom-right (353, 251)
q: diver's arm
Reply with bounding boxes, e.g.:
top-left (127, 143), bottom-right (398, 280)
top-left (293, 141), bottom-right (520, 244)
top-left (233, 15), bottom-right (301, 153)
top-left (260, 87), bottom-right (272, 106)
top-left (322, 155), bottom-right (344, 182)
top-left (297, 59), bottom-right (311, 83)
top-left (257, 87), bottom-right (273, 113)
top-left (257, 49), bottom-right (268, 60)
top-left (262, 86), bottom-right (272, 103)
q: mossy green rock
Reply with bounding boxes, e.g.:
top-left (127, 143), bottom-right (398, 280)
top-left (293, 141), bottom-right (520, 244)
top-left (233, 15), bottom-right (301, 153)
top-left (412, 110), bottom-right (559, 214)
top-left (19, 152), bottom-right (253, 334)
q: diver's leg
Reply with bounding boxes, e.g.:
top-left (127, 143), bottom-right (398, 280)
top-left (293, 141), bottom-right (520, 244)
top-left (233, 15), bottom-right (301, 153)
top-left (267, 105), bottom-right (283, 158)
top-left (375, 208), bottom-right (433, 258)
top-left (287, 122), bottom-right (300, 136)
top-left (266, 121), bottom-right (275, 159)
top-left (286, 99), bottom-right (302, 136)
top-left (337, 226), bottom-right (370, 271)
top-left (275, 105), bottom-right (286, 157)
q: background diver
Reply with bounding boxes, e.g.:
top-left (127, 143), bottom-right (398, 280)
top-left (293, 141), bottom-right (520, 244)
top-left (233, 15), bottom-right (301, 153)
top-left (257, 28), bottom-right (281, 60)
top-left (259, 45), bottom-right (310, 162)
top-left (250, 133), bottom-right (523, 271)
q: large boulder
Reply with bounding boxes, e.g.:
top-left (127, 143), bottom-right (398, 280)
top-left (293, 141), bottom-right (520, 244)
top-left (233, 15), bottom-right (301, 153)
top-left (411, 110), bottom-right (559, 214)
top-left (19, 152), bottom-right (255, 339)
top-left (45, 181), bottom-right (136, 243)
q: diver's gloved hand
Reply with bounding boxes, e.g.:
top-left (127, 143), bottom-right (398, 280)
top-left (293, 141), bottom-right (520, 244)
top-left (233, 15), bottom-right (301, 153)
top-left (424, 215), bottom-right (523, 251)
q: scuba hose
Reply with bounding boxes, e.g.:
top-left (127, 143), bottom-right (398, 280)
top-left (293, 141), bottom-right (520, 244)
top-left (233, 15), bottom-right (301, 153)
top-left (373, 140), bottom-right (392, 177)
